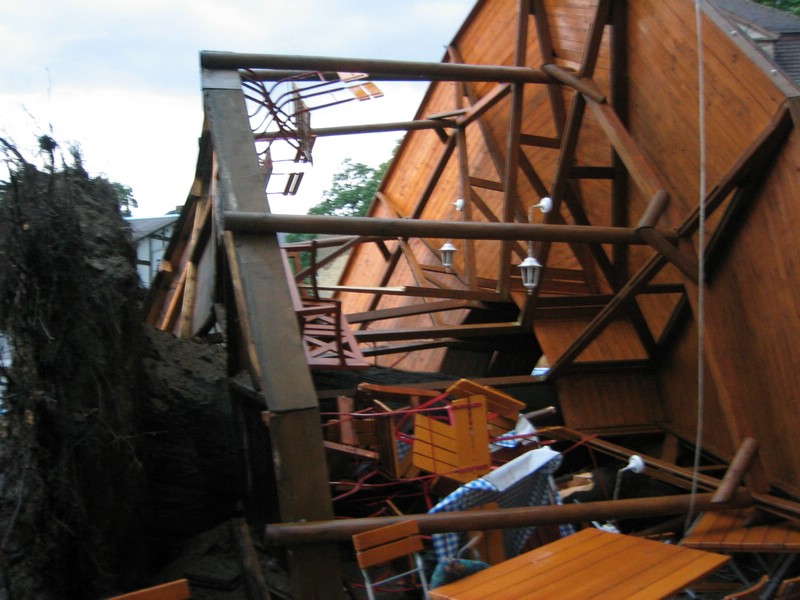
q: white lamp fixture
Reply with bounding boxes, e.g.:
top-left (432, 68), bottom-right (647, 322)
top-left (532, 196), bottom-right (553, 214)
top-left (612, 454), bottom-right (645, 501)
top-left (440, 198), bottom-right (465, 271)
top-left (518, 255), bottom-right (542, 293)
top-left (440, 241), bottom-right (457, 271)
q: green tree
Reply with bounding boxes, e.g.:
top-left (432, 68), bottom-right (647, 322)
top-left (308, 157), bottom-right (390, 218)
top-left (284, 151), bottom-right (393, 268)
top-left (753, 0), bottom-right (800, 15)
top-left (110, 181), bottom-right (138, 217)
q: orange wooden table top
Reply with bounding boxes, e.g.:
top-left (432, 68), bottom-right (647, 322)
top-left (429, 528), bottom-right (730, 600)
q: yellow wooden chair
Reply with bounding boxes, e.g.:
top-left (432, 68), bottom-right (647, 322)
top-left (352, 520), bottom-right (430, 600)
top-left (412, 396), bottom-right (490, 484)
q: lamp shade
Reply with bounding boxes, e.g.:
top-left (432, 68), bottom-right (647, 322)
top-left (518, 255), bottom-right (542, 293)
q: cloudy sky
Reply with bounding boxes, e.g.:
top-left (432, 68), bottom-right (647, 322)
top-left (0, 0), bottom-right (476, 217)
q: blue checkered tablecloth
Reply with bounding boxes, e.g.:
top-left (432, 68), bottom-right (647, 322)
top-left (428, 447), bottom-right (572, 560)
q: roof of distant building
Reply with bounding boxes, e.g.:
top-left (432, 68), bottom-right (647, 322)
top-left (126, 215), bottom-right (179, 242)
top-left (712, 0), bottom-right (800, 82)
top-left (712, 0), bottom-right (800, 34)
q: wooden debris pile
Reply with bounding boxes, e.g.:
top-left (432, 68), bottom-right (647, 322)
top-left (320, 378), bottom-right (553, 521)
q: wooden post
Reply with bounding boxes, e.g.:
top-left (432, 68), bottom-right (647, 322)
top-left (204, 71), bottom-right (343, 598)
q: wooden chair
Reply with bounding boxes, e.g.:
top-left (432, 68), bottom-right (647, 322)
top-left (352, 520), bottom-right (430, 600)
top-left (106, 579), bottom-right (191, 600)
top-left (723, 575), bottom-right (769, 600)
top-left (412, 396), bottom-right (490, 484)
top-left (777, 573), bottom-right (800, 599)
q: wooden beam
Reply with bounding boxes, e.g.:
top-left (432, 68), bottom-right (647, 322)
top-left (254, 119), bottom-right (450, 141)
top-left (224, 212), bottom-right (671, 245)
top-left (532, 0), bottom-right (568, 136)
top-left (713, 438), bottom-right (759, 504)
top-left (541, 63), bottom-right (605, 103)
top-left (263, 491), bottom-right (753, 546)
top-left (346, 299), bottom-right (473, 324)
top-left (498, 0), bottom-right (531, 296)
top-left (455, 109), bottom-right (477, 286)
top-left (637, 228), bottom-right (699, 284)
top-left (397, 239), bottom-right (442, 327)
top-left (546, 253), bottom-right (668, 378)
top-left (201, 51), bottom-right (553, 84)
top-left (586, 97), bottom-right (668, 202)
top-left (204, 75), bottom-right (342, 598)
top-left (448, 44), bottom-right (513, 190)
top-left (678, 102), bottom-right (793, 239)
top-left (305, 284), bottom-right (505, 302)
top-left (456, 83), bottom-right (511, 128)
top-left (610, 0), bottom-right (630, 289)
top-left (354, 322), bottom-right (526, 343)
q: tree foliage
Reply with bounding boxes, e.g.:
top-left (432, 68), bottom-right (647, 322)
top-left (753, 0), bottom-right (800, 15)
top-left (110, 181), bottom-right (138, 217)
top-left (307, 157), bottom-right (390, 218)
top-left (284, 150), bottom-right (394, 250)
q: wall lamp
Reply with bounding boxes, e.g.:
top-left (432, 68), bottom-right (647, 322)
top-left (517, 198), bottom-right (552, 294)
top-left (439, 198), bottom-right (465, 271)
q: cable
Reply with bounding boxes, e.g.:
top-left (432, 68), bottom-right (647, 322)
top-left (687, 0), bottom-right (708, 532)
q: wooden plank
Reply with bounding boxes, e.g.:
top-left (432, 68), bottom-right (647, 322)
top-left (323, 440), bottom-right (379, 461)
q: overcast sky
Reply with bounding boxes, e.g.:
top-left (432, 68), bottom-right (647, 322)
top-left (0, 0), bottom-right (476, 217)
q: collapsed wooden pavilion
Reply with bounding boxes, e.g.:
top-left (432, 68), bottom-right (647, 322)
top-left (145, 0), bottom-right (800, 596)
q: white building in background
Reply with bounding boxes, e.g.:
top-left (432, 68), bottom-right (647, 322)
top-left (126, 215), bottom-right (179, 287)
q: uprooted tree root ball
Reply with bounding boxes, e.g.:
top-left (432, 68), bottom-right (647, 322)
top-left (0, 141), bottom-right (247, 599)
top-left (0, 141), bottom-right (149, 598)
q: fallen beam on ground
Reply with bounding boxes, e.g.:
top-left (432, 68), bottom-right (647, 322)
top-left (263, 491), bottom-right (752, 546)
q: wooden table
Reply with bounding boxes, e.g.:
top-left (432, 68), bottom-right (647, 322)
top-left (681, 508), bottom-right (800, 553)
top-left (429, 528), bottom-right (730, 600)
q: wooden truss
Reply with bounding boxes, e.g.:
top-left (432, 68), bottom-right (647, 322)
top-left (203, 0), bottom-right (795, 381)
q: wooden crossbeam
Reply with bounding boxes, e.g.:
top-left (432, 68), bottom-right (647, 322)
top-left (354, 322), bottom-right (525, 343)
top-left (346, 299), bottom-right (473, 324)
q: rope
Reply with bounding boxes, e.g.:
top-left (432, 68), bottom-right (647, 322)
top-left (687, 0), bottom-right (708, 531)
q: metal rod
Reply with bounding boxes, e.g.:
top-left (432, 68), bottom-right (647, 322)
top-left (201, 51), bottom-right (552, 84)
top-left (224, 212), bottom-right (678, 245)
top-left (263, 491), bottom-right (752, 545)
